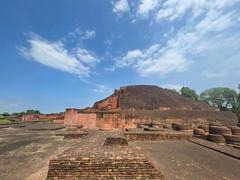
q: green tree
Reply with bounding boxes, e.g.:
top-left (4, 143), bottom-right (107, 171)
top-left (180, 86), bottom-right (199, 101)
top-left (169, 89), bottom-right (180, 94)
top-left (2, 112), bottom-right (10, 116)
top-left (233, 84), bottom-right (240, 113)
top-left (12, 112), bottom-right (26, 116)
top-left (25, 109), bottom-right (41, 114)
top-left (200, 87), bottom-right (237, 111)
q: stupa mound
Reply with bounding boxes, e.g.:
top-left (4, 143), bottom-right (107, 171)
top-left (65, 85), bottom-right (238, 129)
top-left (93, 85), bottom-right (215, 111)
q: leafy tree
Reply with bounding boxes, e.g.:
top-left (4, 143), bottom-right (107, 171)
top-left (2, 112), bottom-right (10, 116)
top-left (169, 89), bottom-right (180, 94)
top-left (12, 112), bottom-right (26, 116)
top-left (200, 87), bottom-right (237, 111)
top-left (25, 109), bottom-right (41, 114)
top-left (180, 86), bottom-right (199, 101)
top-left (233, 84), bottom-right (240, 114)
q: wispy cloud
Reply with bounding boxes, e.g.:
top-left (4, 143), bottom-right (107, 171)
top-left (162, 84), bottom-right (184, 91)
top-left (202, 71), bottom-right (227, 79)
top-left (75, 48), bottom-right (98, 64)
top-left (18, 33), bottom-right (99, 77)
top-left (114, 44), bottom-right (191, 77)
top-left (94, 84), bottom-right (112, 94)
top-left (67, 28), bottom-right (96, 41)
top-left (137, 0), bottom-right (160, 18)
top-left (112, 0), bottom-right (130, 15)
top-left (82, 30), bottom-right (96, 40)
top-left (104, 39), bottom-right (112, 47)
top-left (110, 0), bottom-right (240, 79)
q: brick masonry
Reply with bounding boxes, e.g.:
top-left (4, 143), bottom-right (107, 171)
top-left (47, 131), bottom-right (164, 179)
top-left (124, 132), bottom-right (192, 141)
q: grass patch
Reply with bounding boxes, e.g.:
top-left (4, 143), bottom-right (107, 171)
top-left (0, 119), bottom-right (13, 125)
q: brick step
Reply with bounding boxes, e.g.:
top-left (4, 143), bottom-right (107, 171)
top-left (47, 158), bottom-right (163, 179)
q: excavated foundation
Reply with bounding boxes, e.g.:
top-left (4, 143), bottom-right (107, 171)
top-left (47, 132), bottom-right (163, 179)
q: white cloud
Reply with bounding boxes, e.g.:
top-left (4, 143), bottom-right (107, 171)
top-left (75, 48), bottom-right (98, 64)
top-left (93, 85), bottom-right (112, 94)
top-left (163, 26), bottom-right (174, 38)
top-left (113, 0), bottom-right (240, 78)
top-left (137, 0), bottom-right (160, 17)
top-left (154, 0), bottom-right (240, 22)
top-left (116, 49), bottom-right (144, 67)
top-left (104, 39), bottom-right (112, 46)
top-left (162, 84), bottom-right (184, 91)
top-left (0, 101), bottom-right (25, 113)
top-left (115, 44), bottom-right (191, 76)
top-left (202, 71), bottom-right (227, 79)
top-left (104, 66), bottom-right (116, 72)
top-left (18, 34), bottom-right (99, 77)
top-left (82, 30), bottom-right (96, 40)
top-left (196, 10), bottom-right (239, 34)
top-left (112, 0), bottom-right (130, 15)
top-left (67, 29), bottom-right (96, 41)
top-left (138, 49), bottom-right (190, 76)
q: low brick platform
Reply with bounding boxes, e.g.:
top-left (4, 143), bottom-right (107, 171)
top-left (26, 123), bottom-right (65, 131)
top-left (103, 137), bottom-right (128, 146)
top-left (189, 138), bottom-right (240, 160)
top-left (124, 131), bottom-right (192, 141)
top-left (56, 130), bottom-right (88, 138)
top-left (63, 131), bottom-right (89, 139)
top-left (47, 146), bottom-right (163, 179)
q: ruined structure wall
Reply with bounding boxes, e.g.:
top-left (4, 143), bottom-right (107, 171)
top-left (64, 108), bottom-right (238, 129)
top-left (96, 113), bottom-right (119, 129)
top-left (21, 114), bottom-right (64, 122)
top-left (93, 94), bottom-right (119, 110)
top-left (95, 113), bottom-right (136, 129)
top-left (124, 110), bottom-right (238, 126)
top-left (64, 109), bottom-right (97, 128)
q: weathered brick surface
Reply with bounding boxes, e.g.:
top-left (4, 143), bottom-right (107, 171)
top-left (124, 132), bottom-right (192, 141)
top-left (48, 157), bottom-right (163, 179)
top-left (47, 131), bottom-right (164, 179)
top-left (103, 137), bottom-right (128, 146)
top-left (21, 114), bottom-right (64, 122)
top-left (64, 109), bottom-right (97, 128)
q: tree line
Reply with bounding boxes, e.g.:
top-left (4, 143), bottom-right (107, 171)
top-left (0, 110), bottom-right (65, 117)
top-left (0, 109), bottom-right (41, 117)
top-left (179, 85), bottom-right (240, 113)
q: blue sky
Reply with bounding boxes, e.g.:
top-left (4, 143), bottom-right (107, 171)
top-left (0, 0), bottom-right (240, 113)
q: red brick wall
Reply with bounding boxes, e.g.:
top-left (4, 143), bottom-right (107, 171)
top-left (21, 114), bottom-right (64, 122)
top-left (94, 94), bottom-right (119, 110)
top-left (21, 114), bottom-right (39, 121)
top-left (64, 109), bottom-right (97, 128)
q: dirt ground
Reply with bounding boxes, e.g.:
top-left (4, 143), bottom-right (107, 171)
top-left (0, 126), bottom-right (78, 180)
top-left (0, 125), bottom-right (240, 180)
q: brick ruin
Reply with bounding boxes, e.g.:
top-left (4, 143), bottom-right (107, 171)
top-left (47, 131), bottom-right (164, 179)
top-left (64, 85), bottom-right (238, 129)
top-left (21, 113), bottom-right (64, 122)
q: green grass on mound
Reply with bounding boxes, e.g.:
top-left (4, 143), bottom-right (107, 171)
top-left (0, 119), bottom-right (13, 125)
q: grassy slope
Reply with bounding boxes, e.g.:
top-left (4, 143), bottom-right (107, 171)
top-left (0, 118), bottom-right (13, 125)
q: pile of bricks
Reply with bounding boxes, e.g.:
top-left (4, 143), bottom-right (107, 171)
top-left (47, 146), bottom-right (163, 179)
